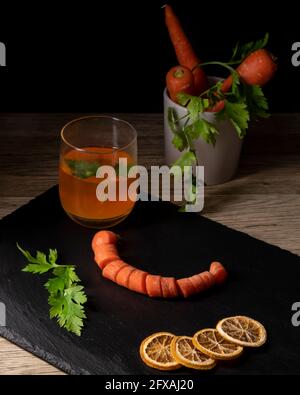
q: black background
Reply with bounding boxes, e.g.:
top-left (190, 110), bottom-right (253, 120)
top-left (0, 0), bottom-right (299, 112)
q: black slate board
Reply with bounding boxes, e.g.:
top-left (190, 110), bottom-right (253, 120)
top-left (0, 186), bottom-right (300, 375)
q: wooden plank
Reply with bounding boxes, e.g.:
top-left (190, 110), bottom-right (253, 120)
top-left (0, 338), bottom-right (64, 375)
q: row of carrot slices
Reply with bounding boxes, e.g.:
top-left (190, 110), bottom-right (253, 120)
top-left (92, 231), bottom-right (227, 298)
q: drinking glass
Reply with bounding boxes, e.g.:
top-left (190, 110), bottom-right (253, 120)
top-left (59, 115), bottom-right (137, 228)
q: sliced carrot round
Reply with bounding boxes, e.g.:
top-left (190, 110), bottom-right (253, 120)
top-left (116, 265), bottom-right (136, 288)
top-left (199, 271), bottom-right (215, 289)
top-left (102, 260), bottom-right (127, 282)
top-left (161, 277), bottom-right (178, 298)
top-left (128, 269), bottom-right (148, 295)
top-left (92, 230), bottom-right (118, 251)
top-left (210, 262), bottom-right (228, 285)
top-left (94, 244), bottom-right (119, 269)
top-left (188, 274), bottom-right (206, 292)
top-left (146, 275), bottom-right (163, 298)
top-left (176, 278), bottom-right (196, 298)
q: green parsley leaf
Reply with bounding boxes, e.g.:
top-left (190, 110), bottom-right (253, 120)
top-left (185, 118), bottom-right (219, 145)
top-left (214, 80), bottom-right (224, 96)
top-left (17, 244), bottom-right (87, 336)
top-left (230, 70), bottom-right (241, 95)
top-left (167, 107), bottom-right (180, 134)
top-left (44, 276), bottom-right (65, 294)
top-left (167, 107), bottom-right (188, 151)
top-left (187, 97), bottom-right (203, 122)
top-left (177, 92), bottom-right (191, 107)
top-left (176, 94), bottom-right (210, 120)
top-left (231, 33), bottom-right (269, 62)
top-left (48, 249), bottom-right (58, 265)
top-left (49, 284), bottom-right (87, 336)
top-left (66, 159), bottom-right (100, 179)
top-left (21, 263), bottom-right (53, 274)
top-left (172, 151), bottom-right (196, 170)
top-left (219, 101), bottom-right (250, 138)
top-left (172, 133), bottom-right (187, 152)
top-left (53, 266), bottom-right (80, 287)
top-left (17, 244), bottom-right (56, 274)
top-left (244, 84), bottom-right (269, 118)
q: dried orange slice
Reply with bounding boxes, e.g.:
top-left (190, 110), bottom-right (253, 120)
top-left (193, 328), bottom-right (243, 360)
top-left (216, 316), bottom-right (267, 347)
top-left (171, 336), bottom-right (216, 370)
top-left (140, 332), bottom-right (181, 370)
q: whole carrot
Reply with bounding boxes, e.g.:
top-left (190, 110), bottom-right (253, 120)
top-left (210, 49), bottom-right (277, 112)
top-left (165, 4), bottom-right (208, 95)
top-left (222, 49), bottom-right (277, 93)
top-left (166, 65), bottom-right (195, 103)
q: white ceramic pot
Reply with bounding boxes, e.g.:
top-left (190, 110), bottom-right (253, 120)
top-left (163, 78), bottom-right (243, 186)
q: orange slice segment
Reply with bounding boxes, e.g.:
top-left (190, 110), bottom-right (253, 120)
top-left (216, 316), bottom-right (267, 347)
top-left (171, 336), bottom-right (216, 370)
top-left (193, 328), bottom-right (243, 360)
top-left (140, 332), bottom-right (181, 371)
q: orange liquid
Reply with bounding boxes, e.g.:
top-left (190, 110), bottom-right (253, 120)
top-left (59, 147), bottom-right (136, 224)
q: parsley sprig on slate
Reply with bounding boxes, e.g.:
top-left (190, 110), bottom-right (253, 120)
top-left (17, 244), bottom-right (87, 336)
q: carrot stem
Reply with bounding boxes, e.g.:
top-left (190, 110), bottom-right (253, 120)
top-left (193, 61), bottom-right (237, 74)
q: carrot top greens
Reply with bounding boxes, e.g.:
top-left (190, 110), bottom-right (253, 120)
top-left (17, 244), bottom-right (87, 336)
top-left (230, 33), bottom-right (269, 63)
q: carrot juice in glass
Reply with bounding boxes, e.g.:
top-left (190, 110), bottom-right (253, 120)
top-left (59, 116), bottom-right (137, 228)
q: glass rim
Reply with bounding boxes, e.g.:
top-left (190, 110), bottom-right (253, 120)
top-left (60, 115), bottom-right (137, 154)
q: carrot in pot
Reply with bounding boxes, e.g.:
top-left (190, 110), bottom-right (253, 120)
top-left (207, 100), bottom-right (225, 113)
top-left (209, 49), bottom-right (277, 112)
top-left (221, 49), bottom-right (277, 95)
top-left (235, 49), bottom-right (277, 88)
top-left (164, 4), bottom-right (208, 94)
top-left (166, 65), bottom-right (195, 103)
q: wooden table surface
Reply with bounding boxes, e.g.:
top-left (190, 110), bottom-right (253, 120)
top-left (0, 113), bottom-right (299, 374)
